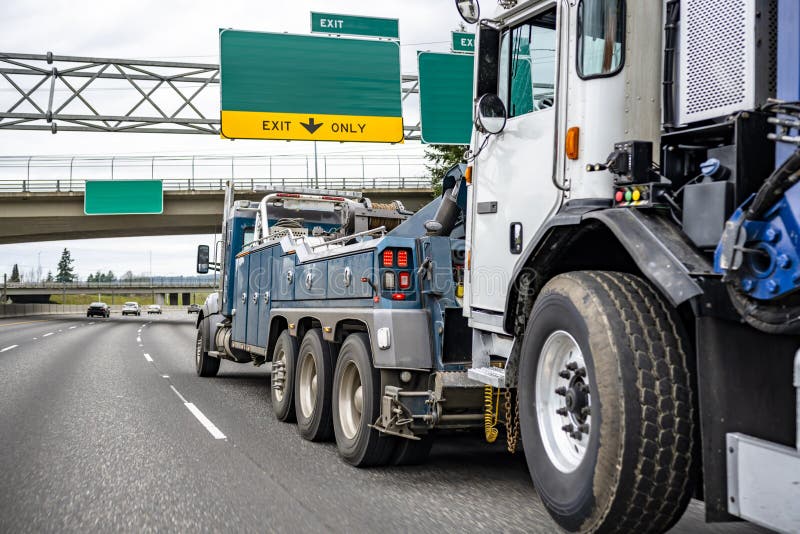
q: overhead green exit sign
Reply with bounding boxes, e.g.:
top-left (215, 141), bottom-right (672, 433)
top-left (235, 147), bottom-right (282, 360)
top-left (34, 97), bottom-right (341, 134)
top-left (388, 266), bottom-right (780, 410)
top-left (310, 12), bottom-right (399, 39)
top-left (451, 32), bottom-right (475, 54)
top-left (84, 180), bottom-right (163, 215)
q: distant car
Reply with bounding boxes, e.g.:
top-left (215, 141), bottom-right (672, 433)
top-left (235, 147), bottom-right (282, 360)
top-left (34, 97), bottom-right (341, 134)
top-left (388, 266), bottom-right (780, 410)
top-left (187, 303), bottom-right (201, 314)
top-left (147, 304), bottom-right (162, 315)
top-left (87, 302), bottom-right (110, 318)
top-left (122, 302), bottom-right (141, 316)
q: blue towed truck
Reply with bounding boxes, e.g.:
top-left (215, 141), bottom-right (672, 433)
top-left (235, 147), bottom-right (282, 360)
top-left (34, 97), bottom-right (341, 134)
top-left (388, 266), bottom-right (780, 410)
top-left (194, 175), bottom-right (481, 466)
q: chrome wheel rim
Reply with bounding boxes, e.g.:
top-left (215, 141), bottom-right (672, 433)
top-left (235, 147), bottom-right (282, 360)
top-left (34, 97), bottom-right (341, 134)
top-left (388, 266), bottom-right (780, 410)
top-left (535, 330), bottom-right (592, 473)
top-left (338, 360), bottom-right (362, 440)
top-left (298, 351), bottom-right (318, 419)
top-left (272, 348), bottom-right (287, 403)
top-left (195, 333), bottom-right (202, 369)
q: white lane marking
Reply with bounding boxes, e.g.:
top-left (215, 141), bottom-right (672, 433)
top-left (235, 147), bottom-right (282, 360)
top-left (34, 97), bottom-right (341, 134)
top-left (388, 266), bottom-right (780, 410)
top-left (162, 375), bottom-right (169, 378)
top-left (136, 337), bottom-right (142, 343)
top-left (68, 326), bottom-right (76, 330)
top-left (137, 329), bottom-right (142, 333)
top-left (143, 353), bottom-right (153, 362)
top-left (43, 332), bottom-right (54, 337)
top-left (170, 385), bottom-right (188, 403)
top-left (32, 337), bottom-right (37, 340)
top-left (89, 322), bottom-right (95, 325)
top-left (0, 345), bottom-right (18, 352)
top-left (139, 344), bottom-right (143, 347)
top-left (184, 403), bottom-right (226, 440)
top-left (58, 329), bottom-right (63, 332)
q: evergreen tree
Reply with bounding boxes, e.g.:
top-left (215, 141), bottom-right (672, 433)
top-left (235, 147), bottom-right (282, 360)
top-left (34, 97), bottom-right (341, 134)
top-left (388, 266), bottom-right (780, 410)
top-left (87, 273), bottom-right (95, 283)
top-left (9, 264), bottom-right (20, 282)
top-left (106, 270), bottom-right (116, 282)
top-left (46, 271), bottom-right (54, 282)
top-left (55, 248), bottom-right (76, 283)
top-left (424, 144), bottom-right (467, 197)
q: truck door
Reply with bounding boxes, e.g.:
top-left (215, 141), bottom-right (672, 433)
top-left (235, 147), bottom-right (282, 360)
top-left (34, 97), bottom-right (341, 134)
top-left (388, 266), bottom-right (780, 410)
top-left (246, 249), bottom-right (263, 348)
top-left (231, 254), bottom-right (249, 343)
top-left (467, 3), bottom-right (563, 315)
top-left (256, 246), bottom-right (273, 350)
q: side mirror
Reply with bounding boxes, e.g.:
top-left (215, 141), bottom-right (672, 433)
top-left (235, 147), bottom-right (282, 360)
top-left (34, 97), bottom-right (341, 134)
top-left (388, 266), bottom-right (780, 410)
top-left (197, 245), bottom-right (210, 274)
top-left (455, 0), bottom-right (480, 24)
top-left (476, 93), bottom-right (507, 135)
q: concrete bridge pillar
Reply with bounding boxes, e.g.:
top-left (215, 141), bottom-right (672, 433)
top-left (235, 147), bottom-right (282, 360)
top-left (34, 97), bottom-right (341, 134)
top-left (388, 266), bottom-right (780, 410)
top-left (155, 293), bottom-right (165, 305)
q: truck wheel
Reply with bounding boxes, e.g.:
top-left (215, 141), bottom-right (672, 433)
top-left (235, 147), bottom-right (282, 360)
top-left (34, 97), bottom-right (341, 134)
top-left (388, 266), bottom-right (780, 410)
top-left (332, 333), bottom-right (396, 466)
top-left (519, 271), bottom-right (695, 533)
top-left (390, 434), bottom-right (433, 466)
top-left (294, 328), bottom-right (334, 441)
top-left (195, 328), bottom-right (220, 377)
top-left (271, 330), bottom-right (297, 423)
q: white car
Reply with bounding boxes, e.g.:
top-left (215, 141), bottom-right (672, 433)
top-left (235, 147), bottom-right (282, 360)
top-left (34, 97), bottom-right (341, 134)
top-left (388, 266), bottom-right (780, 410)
top-left (147, 304), bottom-right (162, 315)
top-left (121, 302), bottom-right (141, 316)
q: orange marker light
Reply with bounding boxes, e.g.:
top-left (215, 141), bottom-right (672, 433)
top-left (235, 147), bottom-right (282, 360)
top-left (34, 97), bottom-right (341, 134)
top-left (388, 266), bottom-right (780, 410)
top-left (566, 127), bottom-right (580, 160)
top-left (464, 166), bottom-right (473, 184)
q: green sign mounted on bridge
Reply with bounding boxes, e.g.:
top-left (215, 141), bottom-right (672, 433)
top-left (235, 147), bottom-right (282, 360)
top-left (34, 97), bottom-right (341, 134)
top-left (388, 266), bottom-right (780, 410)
top-left (418, 52), bottom-right (474, 145)
top-left (220, 30), bottom-right (403, 143)
top-left (310, 12), bottom-right (399, 39)
top-left (451, 32), bottom-right (475, 53)
top-left (84, 180), bottom-right (163, 215)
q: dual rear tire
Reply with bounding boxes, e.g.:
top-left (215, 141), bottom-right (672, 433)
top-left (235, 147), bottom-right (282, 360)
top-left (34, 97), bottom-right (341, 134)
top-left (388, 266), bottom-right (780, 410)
top-left (270, 328), bottom-right (425, 467)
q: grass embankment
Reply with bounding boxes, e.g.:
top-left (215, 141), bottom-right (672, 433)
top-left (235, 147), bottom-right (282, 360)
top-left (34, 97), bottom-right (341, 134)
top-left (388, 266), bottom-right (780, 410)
top-left (49, 293), bottom-right (212, 306)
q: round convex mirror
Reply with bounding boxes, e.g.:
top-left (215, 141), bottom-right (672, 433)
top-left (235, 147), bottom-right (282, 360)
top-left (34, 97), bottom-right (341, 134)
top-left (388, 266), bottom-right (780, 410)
top-left (455, 0), bottom-right (480, 24)
top-left (476, 93), bottom-right (507, 135)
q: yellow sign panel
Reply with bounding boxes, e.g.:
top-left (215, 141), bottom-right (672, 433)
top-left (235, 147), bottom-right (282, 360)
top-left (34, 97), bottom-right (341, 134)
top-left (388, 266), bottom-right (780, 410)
top-left (221, 111), bottom-right (404, 143)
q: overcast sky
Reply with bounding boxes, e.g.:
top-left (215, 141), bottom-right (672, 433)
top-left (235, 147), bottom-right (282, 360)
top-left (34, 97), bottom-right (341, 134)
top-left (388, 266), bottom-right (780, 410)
top-left (0, 0), bottom-right (466, 281)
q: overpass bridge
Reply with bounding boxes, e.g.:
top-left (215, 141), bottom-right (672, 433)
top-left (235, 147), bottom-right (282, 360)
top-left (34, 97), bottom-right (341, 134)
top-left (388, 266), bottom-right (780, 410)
top-left (0, 177), bottom-right (433, 244)
top-left (2, 279), bottom-right (219, 305)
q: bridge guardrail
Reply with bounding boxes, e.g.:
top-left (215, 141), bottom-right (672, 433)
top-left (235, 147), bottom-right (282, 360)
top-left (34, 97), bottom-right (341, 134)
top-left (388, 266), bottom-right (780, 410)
top-left (0, 177), bottom-right (433, 194)
top-left (4, 281), bottom-right (218, 290)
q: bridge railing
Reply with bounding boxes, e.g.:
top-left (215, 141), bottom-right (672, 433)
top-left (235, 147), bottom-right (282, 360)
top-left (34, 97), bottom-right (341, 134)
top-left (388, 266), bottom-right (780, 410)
top-left (5, 280), bottom-right (218, 289)
top-left (0, 176), bottom-right (433, 193)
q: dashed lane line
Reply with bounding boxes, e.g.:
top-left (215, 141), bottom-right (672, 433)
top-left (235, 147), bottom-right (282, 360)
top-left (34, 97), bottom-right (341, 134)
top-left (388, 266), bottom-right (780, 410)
top-left (184, 402), bottom-right (227, 440)
top-left (0, 345), bottom-right (18, 353)
top-left (143, 353), bottom-right (153, 362)
top-left (43, 332), bottom-right (54, 337)
top-left (68, 326), bottom-right (76, 329)
top-left (169, 385), bottom-right (188, 403)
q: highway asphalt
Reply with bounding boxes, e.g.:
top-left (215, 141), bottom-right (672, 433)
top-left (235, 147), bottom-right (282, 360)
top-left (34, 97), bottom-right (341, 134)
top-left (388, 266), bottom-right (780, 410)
top-left (0, 312), bottom-right (768, 533)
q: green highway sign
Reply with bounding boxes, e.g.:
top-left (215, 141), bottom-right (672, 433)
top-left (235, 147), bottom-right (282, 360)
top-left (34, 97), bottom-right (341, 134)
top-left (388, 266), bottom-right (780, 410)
top-left (310, 12), bottom-right (399, 39)
top-left (418, 52), bottom-right (474, 145)
top-left (220, 30), bottom-right (403, 143)
top-left (84, 180), bottom-right (163, 215)
top-left (451, 32), bottom-right (475, 54)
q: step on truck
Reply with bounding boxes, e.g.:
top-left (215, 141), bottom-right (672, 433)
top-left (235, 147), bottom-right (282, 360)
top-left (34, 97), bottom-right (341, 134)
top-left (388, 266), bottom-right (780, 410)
top-left (196, 0), bottom-right (800, 531)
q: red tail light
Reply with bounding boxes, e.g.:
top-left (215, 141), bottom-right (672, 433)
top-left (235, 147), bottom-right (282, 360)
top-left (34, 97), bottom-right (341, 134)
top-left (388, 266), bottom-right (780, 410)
top-left (382, 249), bottom-right (394, 267)
top-left (398, 271), bottom-right (411, 289)
top-left (397, 249), bottom-right (409, 267)
top-left (391, 293), bottom-right (406, 301)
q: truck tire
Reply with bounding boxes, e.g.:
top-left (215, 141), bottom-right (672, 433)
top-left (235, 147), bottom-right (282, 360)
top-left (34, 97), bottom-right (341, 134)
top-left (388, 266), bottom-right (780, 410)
top-left (271, 330), bottom-right (298, 423)
top-left (390, 434), bottom-right (433, 466)
top-left (195, 328), bottom-right (220, 377)
top-left (332, 333), bottom-right (396, 466)
top-left (519, 271), bottom-right (695, 533)
top-left (294, 328), bottom-right (334, 441)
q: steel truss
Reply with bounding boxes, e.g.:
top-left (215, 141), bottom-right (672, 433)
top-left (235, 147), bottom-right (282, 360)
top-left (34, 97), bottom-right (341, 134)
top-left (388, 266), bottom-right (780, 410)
top-left (0, 52), bottom-right (421, 140)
